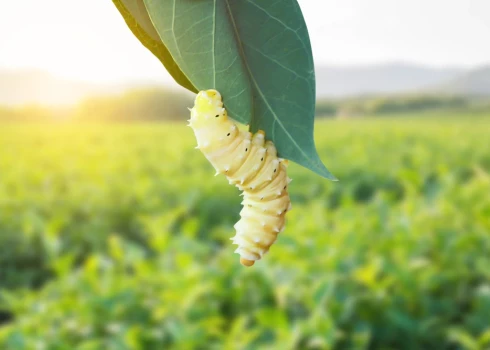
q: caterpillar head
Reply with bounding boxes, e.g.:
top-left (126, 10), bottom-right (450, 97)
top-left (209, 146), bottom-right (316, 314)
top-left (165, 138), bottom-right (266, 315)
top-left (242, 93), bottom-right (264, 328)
top-left (190, 89), bottom-right (228, 127)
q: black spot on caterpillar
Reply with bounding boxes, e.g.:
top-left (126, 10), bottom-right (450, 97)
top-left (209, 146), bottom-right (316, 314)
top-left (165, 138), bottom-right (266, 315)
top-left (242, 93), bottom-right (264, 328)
top-left (188, 89), bottom-right (292, 267)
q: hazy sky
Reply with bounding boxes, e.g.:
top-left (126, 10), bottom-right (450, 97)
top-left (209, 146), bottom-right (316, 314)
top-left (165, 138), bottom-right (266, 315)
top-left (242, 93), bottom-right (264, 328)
top-left (1, 0), bottom-right (489, 84)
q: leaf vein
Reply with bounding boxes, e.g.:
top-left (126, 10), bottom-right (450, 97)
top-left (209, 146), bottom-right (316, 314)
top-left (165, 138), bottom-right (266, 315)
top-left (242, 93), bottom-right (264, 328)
top-left (244, 0), bottom-right (307, 51)
top-left (171, 0), bottom-right (184, 61)
top-left (176, 16), bottom-right (211, 41)
top-left (243, 43), bottom-right (308, 83)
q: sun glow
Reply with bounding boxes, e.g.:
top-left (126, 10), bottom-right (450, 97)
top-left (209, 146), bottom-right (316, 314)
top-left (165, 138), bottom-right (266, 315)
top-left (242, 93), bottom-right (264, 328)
top-left (0, 0), bottom-right (168, 84)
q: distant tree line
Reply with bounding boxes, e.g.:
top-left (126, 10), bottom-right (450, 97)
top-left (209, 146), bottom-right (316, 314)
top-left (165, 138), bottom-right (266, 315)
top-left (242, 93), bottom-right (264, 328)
top-left (73, 87), bottom-right (194, 122)
top-left (0, 88), bottom-right (194, 123)
top-left (1, 88), bottom-right (490, 123)
top-left (315, 94), bottom-right (490, 117)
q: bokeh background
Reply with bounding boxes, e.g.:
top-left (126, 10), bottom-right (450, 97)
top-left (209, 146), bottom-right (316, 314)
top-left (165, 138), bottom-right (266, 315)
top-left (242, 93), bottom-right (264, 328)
top-left (1, 1), bottom-right (490, 349)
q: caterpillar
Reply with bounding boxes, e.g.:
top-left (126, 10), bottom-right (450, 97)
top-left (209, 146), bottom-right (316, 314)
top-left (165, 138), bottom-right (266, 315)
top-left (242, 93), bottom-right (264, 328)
top-left (188, 89), bottom-right (292, 267)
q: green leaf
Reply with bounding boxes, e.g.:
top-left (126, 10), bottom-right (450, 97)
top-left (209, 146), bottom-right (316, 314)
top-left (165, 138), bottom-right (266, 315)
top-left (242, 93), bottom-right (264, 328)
top-left (225, 0), bottom-right (336, 180)
top-left (142, 0), bottom-right (253, 125)
top-left (112, 0), bottom-right (197, 93)
top-left (143, 0), bottom-right (336, 180)
top-left (447, 328), bottom-right (479, 350)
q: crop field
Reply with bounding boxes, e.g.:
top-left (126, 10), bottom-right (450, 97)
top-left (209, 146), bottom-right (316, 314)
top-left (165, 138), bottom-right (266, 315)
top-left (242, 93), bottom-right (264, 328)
top-left (0, 115), bottom-right (489, 349)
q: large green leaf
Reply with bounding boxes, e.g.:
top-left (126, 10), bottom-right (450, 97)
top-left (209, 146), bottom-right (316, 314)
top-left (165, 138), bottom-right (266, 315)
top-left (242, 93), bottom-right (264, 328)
top-left (112, 0), bottom-right (197, 93)
top-left (143, 0), bottom-right (335, 180)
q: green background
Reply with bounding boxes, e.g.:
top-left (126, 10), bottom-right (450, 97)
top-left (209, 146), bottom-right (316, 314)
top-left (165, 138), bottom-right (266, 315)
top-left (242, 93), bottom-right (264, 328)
top-left (1, 114), bottom-right (489, 349)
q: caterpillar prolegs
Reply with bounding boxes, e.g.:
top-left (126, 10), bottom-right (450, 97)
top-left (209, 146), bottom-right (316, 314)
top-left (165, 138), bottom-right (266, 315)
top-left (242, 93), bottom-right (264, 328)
top-left (188, 90), bottom-right (292, 267)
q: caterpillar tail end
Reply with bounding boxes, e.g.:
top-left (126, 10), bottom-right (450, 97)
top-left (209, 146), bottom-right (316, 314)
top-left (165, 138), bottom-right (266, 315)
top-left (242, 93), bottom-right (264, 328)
top-left (240, 257), bottom-right (255, 267)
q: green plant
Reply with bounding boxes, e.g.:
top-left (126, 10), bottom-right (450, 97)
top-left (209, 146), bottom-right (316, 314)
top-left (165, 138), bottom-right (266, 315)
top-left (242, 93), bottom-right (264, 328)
top-left (1, 115), bottom-right (489, 348)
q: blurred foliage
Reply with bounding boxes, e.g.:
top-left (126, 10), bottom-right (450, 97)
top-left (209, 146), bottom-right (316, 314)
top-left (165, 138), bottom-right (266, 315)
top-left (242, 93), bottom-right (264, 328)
top-left (73, 88), bottom-right (194, 122)
top-left (0, 115), bottom-right (490, 349)
top-left (316, 95), bottom-right (490, 118)
top-left (0, 104), bottom-right (69, 123)
top-left (2, 89), bottom-right (490, 123)
top-left (0, 87), bottom-right (194, 123)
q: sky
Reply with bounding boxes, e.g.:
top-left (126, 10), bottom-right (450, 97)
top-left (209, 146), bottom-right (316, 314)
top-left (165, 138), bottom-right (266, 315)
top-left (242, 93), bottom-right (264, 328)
top-left (0, 0), bottom-right (489, 85)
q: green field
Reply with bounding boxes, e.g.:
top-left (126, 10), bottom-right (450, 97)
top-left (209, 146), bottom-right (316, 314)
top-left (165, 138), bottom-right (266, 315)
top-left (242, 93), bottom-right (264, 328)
top-left (1, 116), bottom-right (490, 349)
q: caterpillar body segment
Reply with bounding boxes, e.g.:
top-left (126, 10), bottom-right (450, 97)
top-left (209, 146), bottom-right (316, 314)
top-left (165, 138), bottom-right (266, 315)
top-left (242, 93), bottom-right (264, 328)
top-left (188, 89), bottom-right (292, 267)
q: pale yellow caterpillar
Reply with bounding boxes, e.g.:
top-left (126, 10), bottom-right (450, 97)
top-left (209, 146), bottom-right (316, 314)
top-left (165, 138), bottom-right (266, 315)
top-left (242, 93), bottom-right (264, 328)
top-left (188, 90), bottom-right (292, 267)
